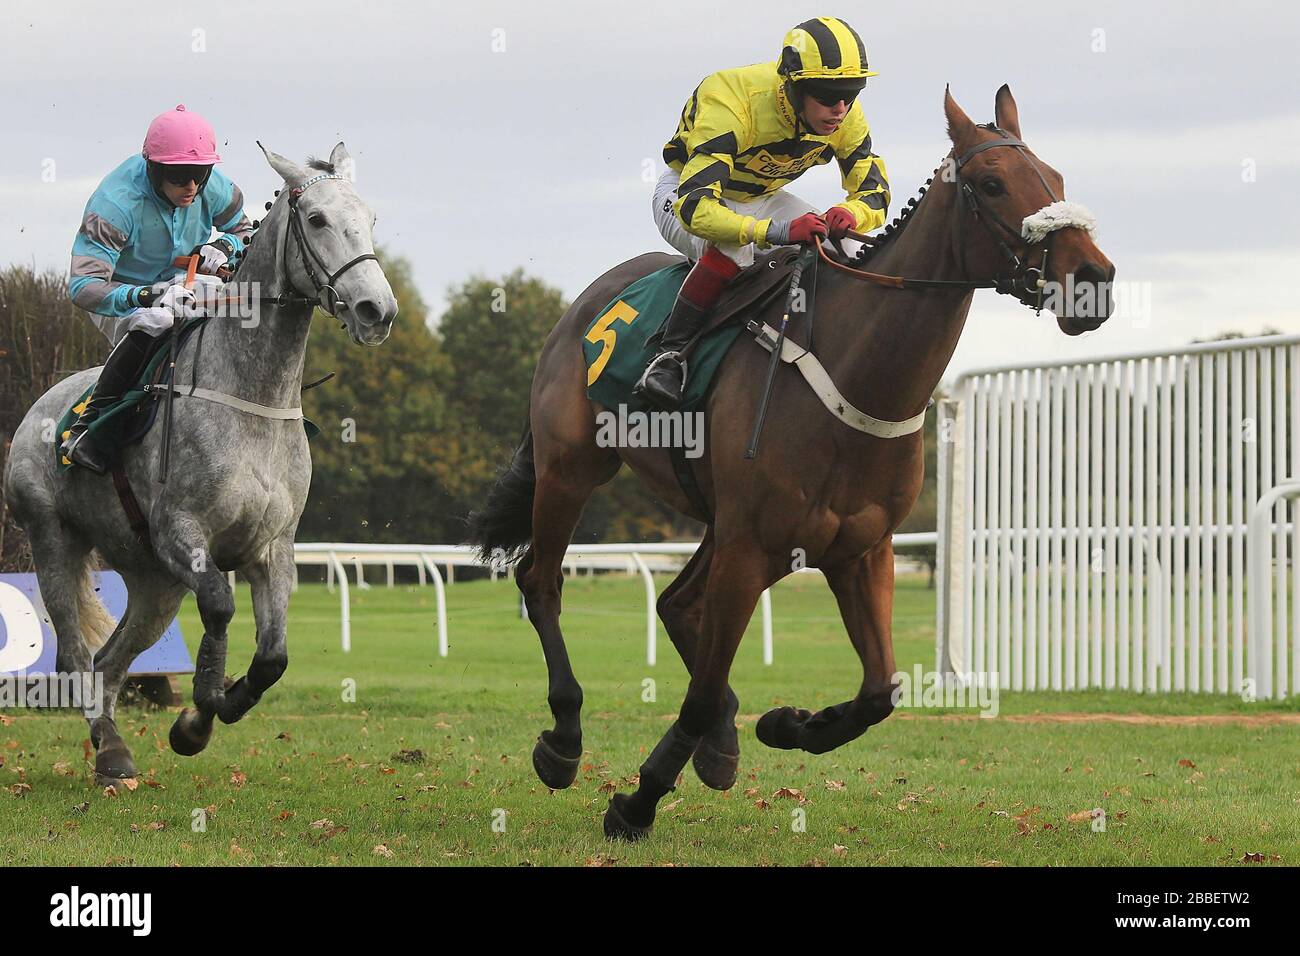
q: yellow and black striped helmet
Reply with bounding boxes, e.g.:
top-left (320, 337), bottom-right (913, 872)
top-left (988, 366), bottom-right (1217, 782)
top-left (778, 17), bottom-right (877, 81)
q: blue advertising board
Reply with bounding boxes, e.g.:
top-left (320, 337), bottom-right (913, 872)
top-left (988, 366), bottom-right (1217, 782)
top-left (0, 572), bottom-right (193, 676)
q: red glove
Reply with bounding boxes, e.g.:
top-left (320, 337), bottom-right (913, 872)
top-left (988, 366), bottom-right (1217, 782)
top-left (787, 212), bottom-right (829, 245)
top-left (824, 206), bottom-right (857, 240)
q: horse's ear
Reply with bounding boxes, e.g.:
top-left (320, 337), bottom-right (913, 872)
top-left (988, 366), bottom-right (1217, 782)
top-left (328, 142), bottom-right (354, 180)
top-left (994, 84), bottom-right (1022, 139)
top-left (944, 85), bottom-right (978, 151)
top-left (257, 141), bottom-right (308, 186)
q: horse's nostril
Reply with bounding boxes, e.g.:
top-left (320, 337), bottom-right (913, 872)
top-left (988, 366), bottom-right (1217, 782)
top-left (354, 299), bottom-right (384, 326)
top-left (1073, 263), bottom-right (1108, 286)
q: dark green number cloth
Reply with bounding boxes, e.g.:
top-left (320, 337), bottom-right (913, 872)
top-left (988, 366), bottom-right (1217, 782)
top-left (582, 261), bottom-right (745, 414)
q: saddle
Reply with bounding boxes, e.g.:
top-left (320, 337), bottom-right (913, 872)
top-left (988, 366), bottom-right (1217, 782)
top-left (55, 318), bottom-right (209, 472)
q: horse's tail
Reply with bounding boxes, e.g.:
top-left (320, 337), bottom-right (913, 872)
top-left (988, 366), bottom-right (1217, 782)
top-left (75, 553), bottom-right (116, 653)
top-left (465, 422), bottom-right (536, 566)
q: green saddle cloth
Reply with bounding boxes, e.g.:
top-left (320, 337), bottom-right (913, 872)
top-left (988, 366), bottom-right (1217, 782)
top-left (56, 318), bottom-right (319, 472)
top-left (582, 261), bottom-right (747, 414)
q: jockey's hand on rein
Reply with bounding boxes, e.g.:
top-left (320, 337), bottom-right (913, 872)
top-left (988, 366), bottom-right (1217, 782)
top-left (193, 240), bottom-right (233, 274)
top-left (156, 283), bottom-right (198, 318)
top-left (824, 206), bottom-right (856, 241)
top-left (783, 212), bottom-right (829, 246)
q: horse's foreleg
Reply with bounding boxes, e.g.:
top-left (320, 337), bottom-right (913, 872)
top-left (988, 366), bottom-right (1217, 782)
top-left (604, 540), bottom-right (768, 840)
top-left (756, 539), bottom-right (898, 755)
top-left (656, 528), bottom-right (741, 791)
top-left (152, 515), bottom-right (234, 756)
top-left (213, 534), bottom-right (294, 724)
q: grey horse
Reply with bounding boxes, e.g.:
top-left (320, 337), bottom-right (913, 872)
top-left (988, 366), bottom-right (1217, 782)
top-left (3, 142), bottom-right (397, 787)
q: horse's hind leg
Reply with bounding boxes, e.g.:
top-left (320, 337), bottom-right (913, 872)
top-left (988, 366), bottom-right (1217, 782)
top-left (605, 537), bottom-right (770, 840)
top-left (520, 440), bottom-right (619, 790)
top-left (656, 528), bottom-right (741, 791)
top-left (24, 524), bottom-right (113, 774)
top-left (88, 571), bottom-right (186, 784)
top-left (756, 539), bottom-right (898, 755)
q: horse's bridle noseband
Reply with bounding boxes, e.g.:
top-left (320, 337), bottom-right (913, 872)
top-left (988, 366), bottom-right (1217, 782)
top-left (252, 172), bottom-right (378, 316)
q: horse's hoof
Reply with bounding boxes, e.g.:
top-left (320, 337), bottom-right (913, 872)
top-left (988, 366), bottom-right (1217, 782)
top-left (169, 708), bottom-right (212, 757)
top-left (94, 749), bottom-right (137, 782)
top-left (95, 774), bottom-right (138, 792)
top-left (532, 733), bottom-right (580, 790)
top-left (692, 737), bottom-right (739, 791)
top-left (603, 793), bottom-right (653, 842)
top-left (755, 706), bottom-right (813, 750)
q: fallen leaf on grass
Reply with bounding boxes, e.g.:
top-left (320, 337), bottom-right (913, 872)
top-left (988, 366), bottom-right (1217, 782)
top-left (1177, 758), bottom-right (1196, 768)
top-left (372, 844), bottom-right (394, 858)
top-left (773, 787), bottom-right (806, 803)
top-left (51, 762), bottom-right (75, 778)
top-left (9, 783), bottom-right (32, 798)
top-left (392, 749), bottom-right (425, 764)
top-left (1066, 810), bottom-right (1095, 823)
top-left (831, 844), bottom-right (847, 855)
top-left (825, 780), bottom-right (845, 792)
top-left (229, 771), bottom-right (247, 789)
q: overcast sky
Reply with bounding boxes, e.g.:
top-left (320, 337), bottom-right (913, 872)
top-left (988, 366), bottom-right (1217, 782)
top-left (2, 0), bottom-right (1296, 380)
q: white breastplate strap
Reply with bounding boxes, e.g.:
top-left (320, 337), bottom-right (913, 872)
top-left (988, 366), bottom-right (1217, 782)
top-left (179, 386), bottom-right (303, 421)
top-left (750, 322), bottom-right (926, 439)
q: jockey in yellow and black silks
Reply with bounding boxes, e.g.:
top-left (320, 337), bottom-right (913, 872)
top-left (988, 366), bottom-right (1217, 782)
top-left (635, 16), bottom-right (891, 411)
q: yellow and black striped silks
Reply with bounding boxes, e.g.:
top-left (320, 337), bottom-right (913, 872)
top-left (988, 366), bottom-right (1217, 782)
top-left (663, 60), bottom-right (889, 248)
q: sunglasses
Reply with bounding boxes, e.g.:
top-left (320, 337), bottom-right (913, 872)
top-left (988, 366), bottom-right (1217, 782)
top-left (159, 164), bottom-right (212, 187)
top-left (801, 83), bottom-right (865, 108)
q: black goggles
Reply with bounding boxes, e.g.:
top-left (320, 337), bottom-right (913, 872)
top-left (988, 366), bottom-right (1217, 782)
top-left (158, 164), bottom-right (213, 187)
top-left (799, 81), bottom-right (866, 108)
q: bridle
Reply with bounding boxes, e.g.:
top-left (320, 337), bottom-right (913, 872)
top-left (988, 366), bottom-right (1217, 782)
top-left (816, 126), bottom-right (1068, 313)
top-left (953, 126), bottom-right (1060, 309)
top-left (249, 172), bottom-right (379, 316)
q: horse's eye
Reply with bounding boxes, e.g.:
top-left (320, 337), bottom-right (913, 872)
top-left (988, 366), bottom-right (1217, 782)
top-left (981, 178), bottom-right (1004, 197)
top-left (308, 212), bottom-right (327, 228)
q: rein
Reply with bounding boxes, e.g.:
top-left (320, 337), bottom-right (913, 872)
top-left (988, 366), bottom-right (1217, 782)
top-left (813, 130), bottom-right (1072, 312)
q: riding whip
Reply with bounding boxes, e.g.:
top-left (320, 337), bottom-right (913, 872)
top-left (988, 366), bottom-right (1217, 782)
top-left (156, 254), bottom-right (198, 483)
top-left (745, 245), bottom-right (815, 460)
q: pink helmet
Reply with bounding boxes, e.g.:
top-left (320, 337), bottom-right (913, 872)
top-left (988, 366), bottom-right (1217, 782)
top-left (142, 104), bottom-right (221, 164)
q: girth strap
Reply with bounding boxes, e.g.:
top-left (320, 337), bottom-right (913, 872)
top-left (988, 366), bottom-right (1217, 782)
top-left (147, 384), bottom-right (303, 421)
top-left (748, 321), bottom-right (927, 439)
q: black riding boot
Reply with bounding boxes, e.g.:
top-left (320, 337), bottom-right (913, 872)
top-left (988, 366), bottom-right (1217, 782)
top-left (61, 330), bottom-right (156, 475)
top-left (633, 295), bottom-right (712, 411)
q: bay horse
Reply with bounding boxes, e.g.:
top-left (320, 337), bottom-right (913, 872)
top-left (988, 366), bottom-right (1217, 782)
top-left (468, 87), bottom-right (1114, 840)
top-left (4, 142), bottom-right (398, 787)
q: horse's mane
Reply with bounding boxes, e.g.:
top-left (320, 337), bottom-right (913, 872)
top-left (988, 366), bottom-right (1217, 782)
top-left (856, 123), bottom-right (1006, 266)
top-left (305, 157), bottom-right (335, 173)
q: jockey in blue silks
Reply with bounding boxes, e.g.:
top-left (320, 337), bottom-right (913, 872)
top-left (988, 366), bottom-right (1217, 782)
top-left (62, 104), bottom-right (253, 474)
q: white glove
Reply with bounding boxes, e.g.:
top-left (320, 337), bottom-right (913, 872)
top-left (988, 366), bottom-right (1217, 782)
top-left (123, 306), bottom-right (176, 337)
top-left (195, 242), bottom-right (230, 274)
top-left (156, 283), bottom-right (198, 318)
